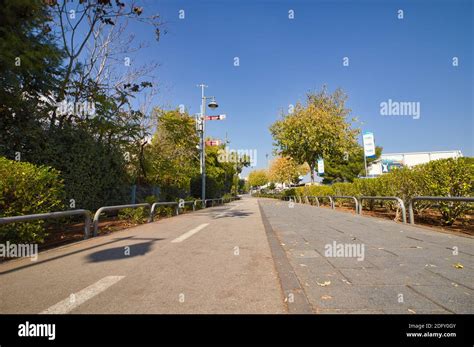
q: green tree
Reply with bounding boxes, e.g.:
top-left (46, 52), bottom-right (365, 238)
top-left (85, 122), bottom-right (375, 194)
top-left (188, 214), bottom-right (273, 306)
top-left (248, 170), bottom-right (268, 188)
top-left (268, 156), bottom-right (309, 185)
top-left (146, 108), bottom-right (200, 199)
top-left (323, 145), bottom-right (382, 183)
top-left (0, 0), bottom-right (64, 159)
top-left (270, 86), bottom-right (359, 183)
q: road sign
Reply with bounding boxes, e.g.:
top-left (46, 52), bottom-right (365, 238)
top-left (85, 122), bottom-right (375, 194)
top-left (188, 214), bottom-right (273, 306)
top-left (362, 132), bottom-right (376, 158)
top-left (205, 140), bottom-right (220, 146)
top-left (317, 158), bottom-right (324, 175)
top-left (205, 114), bottom-right (226, 121)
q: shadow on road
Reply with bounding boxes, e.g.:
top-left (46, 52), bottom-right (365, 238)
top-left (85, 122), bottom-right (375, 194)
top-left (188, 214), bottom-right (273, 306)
top-left (87, 238), bottom-right (164, 262)
top-left (0, 236), bottom-right (163, 275)
top-left (214, 211), bottom-right (252, 219)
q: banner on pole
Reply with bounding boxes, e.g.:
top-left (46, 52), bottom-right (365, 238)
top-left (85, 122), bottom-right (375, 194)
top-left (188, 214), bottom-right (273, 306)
top-left (363, 132), bottom-right (376, 158)
top-left (317, 158), bottom-right (324, 175)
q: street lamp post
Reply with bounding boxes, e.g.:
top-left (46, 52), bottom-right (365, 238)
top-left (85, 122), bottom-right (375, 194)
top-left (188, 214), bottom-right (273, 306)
top-left (197, 84), bottom-right (219, 205)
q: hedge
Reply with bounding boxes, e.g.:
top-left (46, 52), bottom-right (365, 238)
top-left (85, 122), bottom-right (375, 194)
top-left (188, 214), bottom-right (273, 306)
top-left (0, 157), bottom-right (66, 243)
top-left (288, 158), bottom-right (473, 225)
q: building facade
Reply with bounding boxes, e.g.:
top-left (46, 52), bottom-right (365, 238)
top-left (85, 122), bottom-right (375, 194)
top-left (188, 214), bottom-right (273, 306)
top-left (367, 150), bottom-right (463, 176)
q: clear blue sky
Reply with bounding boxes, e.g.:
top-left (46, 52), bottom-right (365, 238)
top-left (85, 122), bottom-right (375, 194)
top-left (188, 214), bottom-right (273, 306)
top-left (129, 0), bottom-right (472, 176)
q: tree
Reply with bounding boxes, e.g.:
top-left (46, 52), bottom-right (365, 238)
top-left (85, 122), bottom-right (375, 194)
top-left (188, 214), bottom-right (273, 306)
top-left (268, 156), bottom-right (309, 186)
top-left (270, 86), bottom-right (359, 183)
top-left (248, 170), bottom-right (268, 188)
top-left (146, 108), bottom-right (199, 198)
top-left (323, 145), bottom-right (382, 184)
top-left (0, 0), bottom-right (64, 159)
top-left (0, 0), bottom-right (162, 208)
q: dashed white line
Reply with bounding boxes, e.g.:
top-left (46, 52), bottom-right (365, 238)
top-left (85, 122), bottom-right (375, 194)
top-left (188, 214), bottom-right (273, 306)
top-left (171, 223), bottom-right (209, 243)
top-left (41, 275), bottom-right (125, 314)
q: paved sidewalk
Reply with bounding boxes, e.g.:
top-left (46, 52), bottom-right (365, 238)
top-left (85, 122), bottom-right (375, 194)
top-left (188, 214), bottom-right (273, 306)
top-left (258, 199), bottom-right (474, 314)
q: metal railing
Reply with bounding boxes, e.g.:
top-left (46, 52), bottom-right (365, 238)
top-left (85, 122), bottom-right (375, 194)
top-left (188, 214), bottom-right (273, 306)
top-left (93, 203), bottom-right (151, 236)
top-left (307, 196), bottom-right (320, 207)
top-left (193, 199), bottom-right (204, 210)
top-left (409, 196), bottom-right (474, 224)
top-left (315, 196), bottom-right (334, 208)
top-left (331, 196), bottom-right (359, 212)
top-left (205, 198), bottom-right (223, 207)
top-left (180, 201), bottom-right (195, 212)
top-left (357, 196), bottom-right (407, 223)
top-left (1, 195), bottom-right (235, 247)
top-left (0, 209), bottom-right (92, 239)
top-left (150, 202), bottom-right (180, 222)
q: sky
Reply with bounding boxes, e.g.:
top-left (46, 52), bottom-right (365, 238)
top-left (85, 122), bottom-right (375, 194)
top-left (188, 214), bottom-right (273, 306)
top-left (125, 0), bottom-right (472, 176)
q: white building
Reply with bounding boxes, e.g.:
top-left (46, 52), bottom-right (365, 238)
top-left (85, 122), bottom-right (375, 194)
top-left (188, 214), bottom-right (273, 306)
top-left (368, 150), bottom-right (463, 176)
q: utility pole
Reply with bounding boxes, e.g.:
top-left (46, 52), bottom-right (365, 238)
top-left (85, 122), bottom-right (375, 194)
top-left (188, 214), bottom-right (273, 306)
top-left (198, 84), bottom-right (207, 205)
top-left (197, 84), bottom-right (222, 205)
top-left (364, 154), bottom-right (368, 178)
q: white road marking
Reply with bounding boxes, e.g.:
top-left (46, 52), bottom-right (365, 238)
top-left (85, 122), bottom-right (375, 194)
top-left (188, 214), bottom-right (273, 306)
top-left (171, 223), bottom-right (209, 243)
top-left (41, 276), bottom-right (125, 314)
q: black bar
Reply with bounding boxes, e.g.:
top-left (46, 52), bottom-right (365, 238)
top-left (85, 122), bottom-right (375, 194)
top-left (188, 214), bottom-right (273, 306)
top-left (0, 314), bottom-right (472, 345)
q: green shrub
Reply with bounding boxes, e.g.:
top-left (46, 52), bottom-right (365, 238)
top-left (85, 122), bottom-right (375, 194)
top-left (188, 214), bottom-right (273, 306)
top-left (118, 207), bottom-right (149, 224)
top-left (295, 185), bottom-right (334, 197)
top-left (283, 158), bottom-right (473, 225)
top-left (332, 182), bottom-right (357, 196)
top-left (0, 157), bottom-right (65, 243)
top-left (30, 125), bottom-right (129, 211)
top-left (416, 158), bottom-right (474, 225)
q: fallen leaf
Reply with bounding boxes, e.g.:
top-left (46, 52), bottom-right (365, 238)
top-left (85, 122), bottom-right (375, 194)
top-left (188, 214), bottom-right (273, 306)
top-left (316, 281), bottom-right (331, 287)
top-left (453, 263), bottom-right (464, 269)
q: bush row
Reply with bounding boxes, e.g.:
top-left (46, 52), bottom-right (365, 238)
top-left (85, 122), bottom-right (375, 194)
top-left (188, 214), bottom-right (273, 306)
top-left (0, 157), bottom-right (65, 243)
top-left (285, 158), bottom-right (473, 225)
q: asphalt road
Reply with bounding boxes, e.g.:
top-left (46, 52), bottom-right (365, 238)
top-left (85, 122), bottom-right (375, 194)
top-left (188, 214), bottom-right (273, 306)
top-left (0, 197), bottom-right (472, 314)
top-left (0, 198), bottom-right (284, 314)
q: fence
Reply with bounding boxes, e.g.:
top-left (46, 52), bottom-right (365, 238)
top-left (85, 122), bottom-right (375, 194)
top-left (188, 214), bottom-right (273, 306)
top-left (357, 196), bottom-right (407, 223)
top-left (408, 196), bottom-right (474, 224)
top-left (0, 210), bottom-right (92, 239)
top-left (93, 203), bottom-right (151, 236)
top-left (1, 196), bottom-right (235, 243)
top-left (331, 196), bottom-right (359, 213)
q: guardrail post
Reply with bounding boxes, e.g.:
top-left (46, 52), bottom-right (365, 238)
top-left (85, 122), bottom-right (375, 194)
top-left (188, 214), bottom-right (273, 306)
top-left (408, 196), bottom-right (474, 225)
top-left (409, 200), bottom-right (414, 224)
top-left (84, 212), bottom-right (91, 239)
top-left (331, 196), bottom-right (359, 213)
top-left (358, 196), bottom-right (406, 223)
top-left (328, 196), bottom-right (334, 209)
